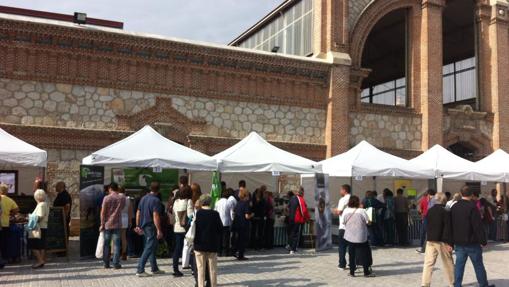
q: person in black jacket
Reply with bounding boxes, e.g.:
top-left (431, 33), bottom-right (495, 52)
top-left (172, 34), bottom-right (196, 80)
top-left (194, 194), bottom-right (222, 287)
top-left (421, 192), bottom-right (454, 287)
top-left (451, 186), bottom-right (495, 287)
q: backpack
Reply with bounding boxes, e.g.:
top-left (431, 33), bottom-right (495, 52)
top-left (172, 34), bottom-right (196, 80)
top-left (294, 195), bottom-right (310, 224)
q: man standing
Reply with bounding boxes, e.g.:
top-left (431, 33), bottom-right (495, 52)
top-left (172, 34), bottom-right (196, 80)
top-left (53, 182), bottom-right (72, 237)
top-left (394, 189), bottom-right (409, 246)
top-left (421, 193), bottom-right (454, 287)
top-left (417, 189), bottom-right (436, 254)
top-left (100, 182), bottom-right (125, 269)
top-left (135, 181), bottom-right (165, 277)
top-left (288, 187), bottom-right (310, 255)
top-left (451, 186), bottom-right (495, 287)
top-left (333, 184), bottom-right (351, 270)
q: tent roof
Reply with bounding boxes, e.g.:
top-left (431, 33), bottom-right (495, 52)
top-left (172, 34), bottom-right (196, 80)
top-left (213, 132), bottom-right (319, 173)
top-left (0, 127), bottom-right (47, 167)
top-left (320, 141), bottom-right (433, 178)
top-left (82, 125), bottom-right (217, 170)
top-left (409, 144), bottom-right (475, 179)
top-left (473, 149), bottom-right (509, 182)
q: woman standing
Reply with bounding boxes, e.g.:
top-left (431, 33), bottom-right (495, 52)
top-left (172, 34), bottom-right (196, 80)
top-left (250, 188), bottom-right (265, 250)
top-left (232, 188), bottom-right (253, 260)
top-left (183, 183), bottom-right (202, 269)
top-left (119, 187), bottom-right (133, 261)
top-left (343, 195), bottom-right (375, 278)
top-left (172, 186), bottom-right (193, 277)
top-left (383, 189), bottom-right (395, 246)
top-left (28, 189), bottom-right (49, 269)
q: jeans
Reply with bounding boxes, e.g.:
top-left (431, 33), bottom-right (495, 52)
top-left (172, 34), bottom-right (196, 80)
top-left (289, 223), bottom-right (302, 252)
top-left (103, 229), bottom-right (121, 267)
top-left (419, 218), bottom-right (428, 251)
top-left (338, 229), bottom-right (348, 268)
top-left (395, 212), bottom-right (408, 245)
top-left (136, 224), bottom-right (159, 274)
top-left (173, 232), bottom-right (185, 272)
top-left (454, 245), bottom-right (489, 287)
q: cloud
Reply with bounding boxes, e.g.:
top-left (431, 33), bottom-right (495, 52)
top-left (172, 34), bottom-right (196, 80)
top-left (0, 0), bottom-right (282, 44)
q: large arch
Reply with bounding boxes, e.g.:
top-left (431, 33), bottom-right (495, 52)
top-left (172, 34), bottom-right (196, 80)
top-left (350, 0), bottom-right (420, 69)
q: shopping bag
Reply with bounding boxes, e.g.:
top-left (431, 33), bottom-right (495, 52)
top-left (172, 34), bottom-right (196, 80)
top-left (95, 231), bottom-right (104, 259)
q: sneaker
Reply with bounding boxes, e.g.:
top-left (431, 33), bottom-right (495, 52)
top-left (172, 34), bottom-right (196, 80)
top-left (136, 272), bottom-right (152, 277)
top-left (289, 251), bottom-right (295, 255)
top-left (104, 264), bottom-right (111, 269)
top-left (173, 271), bottom-right (184, 277)
top-left (151, 270), bottom-right (166, 275)
top-left (182, 266), bottom-right (191, 270)
top-left (415, 249), bottom-right (424, 254)
top-left (364, 272), bottom-right (376, 278)
top-left (237, 257), bottom-right (249, 261)
top-left (113, 264), bottom-right (122, 269)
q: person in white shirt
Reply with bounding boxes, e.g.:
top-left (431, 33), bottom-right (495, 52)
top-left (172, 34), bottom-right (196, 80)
top-left (332, 184), bottom-right (351, 270)
top-left (215, 188), bottom-right (236, 256)
top-left (342, 195), bottom-right (375, 278)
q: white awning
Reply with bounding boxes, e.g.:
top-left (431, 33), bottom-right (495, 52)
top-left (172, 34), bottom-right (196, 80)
top-left (472, 149), bottom-right (509, 182)
top-left (0, 127), bottom-right (47, 167)
top-left (320, 141), bottom-right (433, 178)
top-left (213, 132), bottom-right (320, 174)
top-left (409, 144), bottom-right (475, 179)
top-left (82, 125), bottom-right (217, 171)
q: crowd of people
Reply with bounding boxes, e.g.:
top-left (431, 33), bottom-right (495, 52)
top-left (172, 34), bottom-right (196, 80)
top-left (334, 184), bottom-right (497, 286)
top-left (96, 176), bottom-right (310, 287)
top-left (0, 179), bottom-right (72, 269)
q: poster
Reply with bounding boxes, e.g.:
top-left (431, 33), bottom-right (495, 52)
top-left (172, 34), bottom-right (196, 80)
top-left (0, 170), bottom-right (17, 194)
top-left (79, 165), bottom-right (104, 258)
top-left (111, 168), bottom-right (178, 202)
top-left (314, 173), bottom-right (332, 251)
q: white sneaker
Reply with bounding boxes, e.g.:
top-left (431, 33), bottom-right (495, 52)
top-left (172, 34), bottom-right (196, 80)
top-left (136, 272), bottom-right (152, 277)
top-left (289, 251), bottom-right (295, 255)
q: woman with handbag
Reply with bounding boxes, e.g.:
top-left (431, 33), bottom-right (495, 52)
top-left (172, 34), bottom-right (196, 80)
top-left (172, 186), bottom-right (193, 277)
top-left (343, 195), bottom-right (375, 278)
top-left (28, 189), bottom-right (49, 269)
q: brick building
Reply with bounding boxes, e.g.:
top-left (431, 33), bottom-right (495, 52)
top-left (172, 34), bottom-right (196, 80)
top-left (1, 1), bottom-right (508, 226)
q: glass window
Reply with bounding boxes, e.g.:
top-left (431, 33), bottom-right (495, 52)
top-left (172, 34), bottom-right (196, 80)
top-left (442, 57), bottom-right (476, 103)
top-left (294, 20), bottom-right (302, 55)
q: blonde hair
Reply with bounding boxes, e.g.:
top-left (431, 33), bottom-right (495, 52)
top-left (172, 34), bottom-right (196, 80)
top-left (0, 183), bottom-right (8, 194)
top-left (239, 187), bottom-right (249, 201)
top-left (34, 189), bottom-right (47, 203)
top-left (453, 192), bottom-right (462, 201)
top-left (434, 192), bottom-right (447, 205)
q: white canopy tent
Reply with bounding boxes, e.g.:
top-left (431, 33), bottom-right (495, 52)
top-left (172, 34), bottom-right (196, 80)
top-left (472, 149), bottom-right (509, 182)
top-left (319, 141), bottom-right (433, 178)
top-left (409, 144), bottom-right (475, 180)
top-left (82, 125), bottom-right (217, 170)
top-left (0, 127), bottom-right (47, 167)
top-left (213, 132), bottom-right (320, 174)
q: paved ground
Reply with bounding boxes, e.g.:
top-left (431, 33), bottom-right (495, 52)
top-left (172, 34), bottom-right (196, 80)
top-left (1, 243), bottom-right (509, 287)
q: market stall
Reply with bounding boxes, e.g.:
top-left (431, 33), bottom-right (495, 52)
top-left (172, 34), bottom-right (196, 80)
top-left (80, 125), bottom-right (217, 258)
top-left (213, 131), bottom-right (320, 248)
top-left (0, 127), bottom-right (47, 260)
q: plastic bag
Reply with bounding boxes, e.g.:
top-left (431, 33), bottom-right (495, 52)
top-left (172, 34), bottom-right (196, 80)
top-left (95, 231), bottom-right (104, 259)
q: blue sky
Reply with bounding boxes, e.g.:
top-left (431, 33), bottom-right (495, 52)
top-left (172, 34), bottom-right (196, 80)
top-left (0, 0), bottom-right (282, 44)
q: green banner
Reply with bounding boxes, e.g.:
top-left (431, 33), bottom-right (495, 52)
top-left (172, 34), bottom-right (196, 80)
top-left (111, 168), bottom-right (179, 201)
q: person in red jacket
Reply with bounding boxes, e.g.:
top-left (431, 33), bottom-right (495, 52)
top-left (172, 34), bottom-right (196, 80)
top-left (288, 187), bottom-right (310, 254)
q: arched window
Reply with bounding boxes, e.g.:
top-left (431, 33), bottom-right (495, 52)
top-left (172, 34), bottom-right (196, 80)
top-left (360, 9), bottom-right (408, 107)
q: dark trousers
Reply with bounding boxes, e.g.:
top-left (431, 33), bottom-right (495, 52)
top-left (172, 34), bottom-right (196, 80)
top-left (419, 218), bottom-right (428, 251)
top-left (235, 228), bottom-right (249, 258)
top-left (264, 218), bottom-right (274, 249)
top-left (172, 232), bottom-right (185, 272)
top-left (219, 226), bottom-right (231, 256)
top-left (338, 229), bottom-right (348, 268)
top-left (289, 222), bottom-right (302, 252)
top-left (165, 226), bottom-right (174, 256)
top-left (347, 241), bottom-right (371, 276)
top-left (250, 218), bottom-right (264, 250)
top-left (384, 218), bottom-right (395, 245)
top-left (395, 212), bottom-right (409, 245)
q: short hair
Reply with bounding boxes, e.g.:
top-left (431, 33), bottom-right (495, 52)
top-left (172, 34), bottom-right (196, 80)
top-left (239, 180), bottom-right (246, 188)
top-left (427, 189), bottom-right (437, 196)
top-left (199, 194), bottom-right (212, 207)
top-left (0, 183), bottom-right (8, 194)
top-left (396, 188), bottom-right (404, 195)
top-left (179, 175), bottom-right (189, 186)
top-left (298, 186), bottom-right (304, 196)
top-left (109, 182), bottom-right (119, 192)
top-left (342, 184), bottom-right (351, 194)
top-left (473, 189), bottom-right (481, 197)
top-left (453, 192), bottom-right (462, 201)
top-left (461, 185), bottom-right (472, 197)
top-left (445, 191), bottom-right (451, 200)
top-left (239, 187), bottom-right (249, 200)
top-left (150, 181), bottom-right (160, 192)
top-left (348, 195), bottom-right (360, 208)
top-left (434, 192), bottom-right (447, 205)
top-left (34, 189), bottom-right (47, 202)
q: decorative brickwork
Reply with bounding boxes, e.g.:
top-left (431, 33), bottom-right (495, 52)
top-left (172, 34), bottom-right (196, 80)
top-left (348, 0), bottom-right (373, 31)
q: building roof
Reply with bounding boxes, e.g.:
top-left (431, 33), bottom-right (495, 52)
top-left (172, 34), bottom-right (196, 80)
top-left (0, 10), bottom-right (328, 64)
top-left (228, 0), bottom-right (295, 46)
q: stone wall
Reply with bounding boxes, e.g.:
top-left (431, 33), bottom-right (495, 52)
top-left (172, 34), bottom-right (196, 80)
top-left (0, 78), bottom-right (326, 144)
top-left (349, 112), bottom-right (422, 150)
